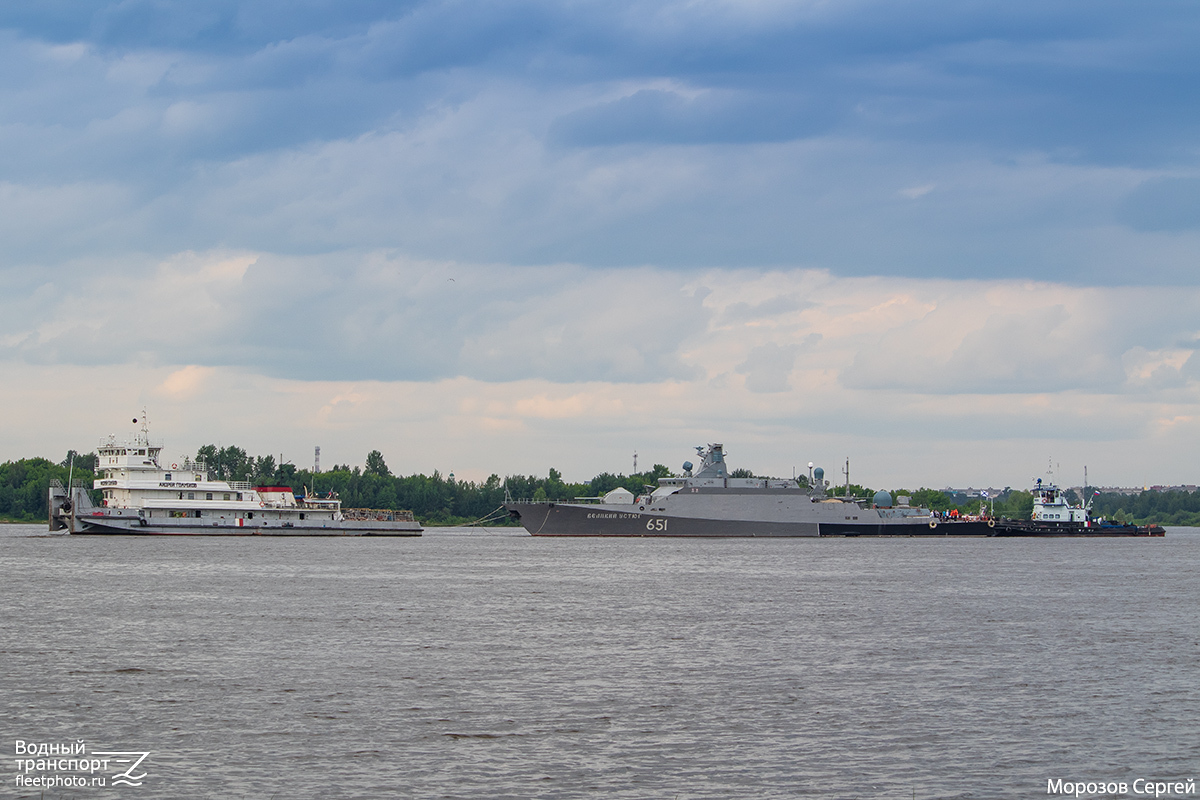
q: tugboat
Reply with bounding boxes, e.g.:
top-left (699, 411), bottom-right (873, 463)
top-left (991, 477), bottom-right (1165, 537)
top-left (48, 418), bottom-right (421, 536)
top-left (504, 443), bottom-right (992, 537)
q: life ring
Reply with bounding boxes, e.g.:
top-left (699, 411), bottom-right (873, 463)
top-left (171, 463), bottom-right (178, 469)
top-left (929, 520), bottom-right (938, 529)
top-left (987, 519), bottom-right (995, 528)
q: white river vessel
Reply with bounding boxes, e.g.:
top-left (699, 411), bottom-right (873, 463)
top-left (49, 421), bottom-right (421, 536)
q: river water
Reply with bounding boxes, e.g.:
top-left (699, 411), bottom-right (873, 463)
top-left (2, 524), bottom-right (1197, 799)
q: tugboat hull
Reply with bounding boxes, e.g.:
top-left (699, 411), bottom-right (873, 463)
top-left (990, 520), bottom-right (1165, 537)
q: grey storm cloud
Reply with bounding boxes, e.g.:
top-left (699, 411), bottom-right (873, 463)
top-left (2, 0), bottom-right (1200, 288)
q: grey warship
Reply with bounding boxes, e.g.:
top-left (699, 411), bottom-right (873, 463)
top-left (505, 444), bottom-right (991, 537)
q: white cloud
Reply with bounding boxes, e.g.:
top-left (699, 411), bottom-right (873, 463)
top-left (3, 255), bottom-right (1197, 487)
top-left (899, 183), bottom-right (934, 199)
top-left (157, 365), bottom-right (216, 399)
top-left (736, 342), bottom-right (800, 393)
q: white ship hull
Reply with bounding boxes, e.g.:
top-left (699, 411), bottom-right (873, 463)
top-left (64, 512), bottom-right (420, 536)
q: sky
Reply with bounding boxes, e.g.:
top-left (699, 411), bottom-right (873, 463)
top-left (2, 0), bottom-right (1199, 490)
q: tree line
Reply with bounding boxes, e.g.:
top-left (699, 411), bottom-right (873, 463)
top-left (1, 446), bottom-right (1198, 526)
top-left (0, 452), bottom-right (97, 523)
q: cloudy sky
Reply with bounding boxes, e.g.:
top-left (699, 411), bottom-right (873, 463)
top-left (2, 0), bottom-right (1198, 489)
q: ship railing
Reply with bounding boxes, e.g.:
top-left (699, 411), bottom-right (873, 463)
top-left (341, 508), bottom-right (416, 522)
top-left (507, 497), bottom-right (603, 504)
top-left (49, 478), bottom-right (90, 492)
top-left (228, 481), bottom-right (254, 490)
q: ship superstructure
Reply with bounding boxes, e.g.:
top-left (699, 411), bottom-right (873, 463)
top-left (1030, 477), bottom-right (1090, 524)
top-left (49, 420), bottom-right (420, 536)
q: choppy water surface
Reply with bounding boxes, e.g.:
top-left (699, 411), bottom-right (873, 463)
top-left (2, 525), bottom-right (1197, 799)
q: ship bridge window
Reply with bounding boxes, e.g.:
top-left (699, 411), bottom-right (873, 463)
top-left (206, 492), bottom-right (213, 500)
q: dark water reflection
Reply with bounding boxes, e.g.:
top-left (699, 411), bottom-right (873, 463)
top-left (3, 525), bottom-right (1197, 798)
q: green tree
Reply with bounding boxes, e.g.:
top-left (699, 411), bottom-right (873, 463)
top-left (909, 488), bottom-right (956, 512)
top-left (995, 490), bottom-right (1033, 520)
top-left (196, 445), bottom-right (251, 480)
top-left (61, 450), bottom-right (97, 471)
top-left (0, 456), bottom-right (97, 521)
top-left (197, 444), bottom-right (218, 469)
top-left (275, 460), bottom-right (297, 484)
top-left (365, 450), bottom-right (390, 477)
top-left (253, 455), bottom-right (276, 483)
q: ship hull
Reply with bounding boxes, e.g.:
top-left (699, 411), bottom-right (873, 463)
top-left (49, 484), bottom-right (421, 536)
top-left (505, 502), bottom-right (995, 537)
top-left (990, 520), bottom-right (1165, 537)
top-left (55, 511), bottom-right (421, 536)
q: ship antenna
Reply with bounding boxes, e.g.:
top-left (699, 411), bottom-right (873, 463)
top-left (66, 452), bottom-right (75, 518)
